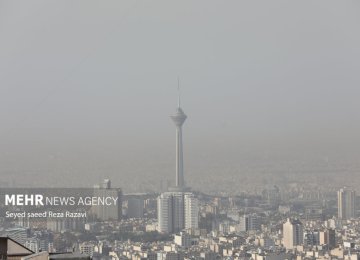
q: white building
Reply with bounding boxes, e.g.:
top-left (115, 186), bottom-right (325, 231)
top-left (338, 187), bottom-right (356, 220)
top-left (157, 192), bottom-right (198, 234)
top-left (184, 193), bottom-right (199, 230)
top-left (282, 218), bottom-right (303, 250)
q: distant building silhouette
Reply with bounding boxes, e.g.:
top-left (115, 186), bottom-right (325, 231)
top-left (239, 214), bottom-right (260, 232)
top-left (127, 197), bottom-right (144, 219)
top-left (338, 187), bottom-right (356, 220)
top-left (91, 179), bottom-right (122, 221)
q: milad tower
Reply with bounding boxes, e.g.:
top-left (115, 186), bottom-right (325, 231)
top-left (157, 85), bottom-right (198, 234)
top-left (169, 87), bottom-right (190, 192)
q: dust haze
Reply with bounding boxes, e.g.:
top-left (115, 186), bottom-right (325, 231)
top-left (1, 1), bottom-right (360, 193)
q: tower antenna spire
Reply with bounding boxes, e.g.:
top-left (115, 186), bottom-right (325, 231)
top-left (177, 77), bottom-right (181, 108)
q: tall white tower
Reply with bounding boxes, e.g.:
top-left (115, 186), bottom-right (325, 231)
top-left (170, 87), bottom-right (187, 189)
top-left (157, 85), bottom-right (199, 234)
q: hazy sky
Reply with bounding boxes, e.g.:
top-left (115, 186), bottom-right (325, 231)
top-left (1, 1), bottom-right (360, 190)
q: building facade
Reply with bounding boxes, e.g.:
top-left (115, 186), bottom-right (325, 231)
top-left (92, 179), bottom-right (122, 221)
top-left (282, 218), bottom-right (303, 250)
top-left (157, 192), bottom-right (198, 234)
top-left (338, 187), bottom-right (356, 220)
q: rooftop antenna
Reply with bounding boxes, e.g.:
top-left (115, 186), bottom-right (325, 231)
top-left (177, 76), bottom-right (181, 108)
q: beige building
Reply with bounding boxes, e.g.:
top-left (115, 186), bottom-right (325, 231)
top-left (282, 218), bottom-right (303, 250)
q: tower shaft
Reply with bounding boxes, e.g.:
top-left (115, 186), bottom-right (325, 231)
top-left (171, 106), bottom-right (187, 190)
top-left (175, 126), bottom-right (184, 187)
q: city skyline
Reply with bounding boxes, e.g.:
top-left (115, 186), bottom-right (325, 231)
top-left (2, 2), bottom-right (360, 259)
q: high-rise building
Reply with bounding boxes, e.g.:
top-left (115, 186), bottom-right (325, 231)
top-left (319, 229), bottom-right (336, 249)
top-left (91, 179), bottom-right (122, 221)
top-left (338, 187), bottom-right (356, 220)
top-left (239, 214), bottom-right (260, 232)
top-left (184, 193), bottom-right (199, 230)
top-left (103, 179), bottom-right (111, 189)
top-left (158, 193), bottom-right (175, 233)
top-left (303, 230), bottom-right (320, 246)
top-left (282, 218), bottom-right (303, 250)
top-left (174, 231), bottom-right (192, 248)
top-left (262, 185), bottom-right (281, 207)
top-left (127, 197), bottom-right (144, 219)
top-left (158, 192), bottom-right (198, 233)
